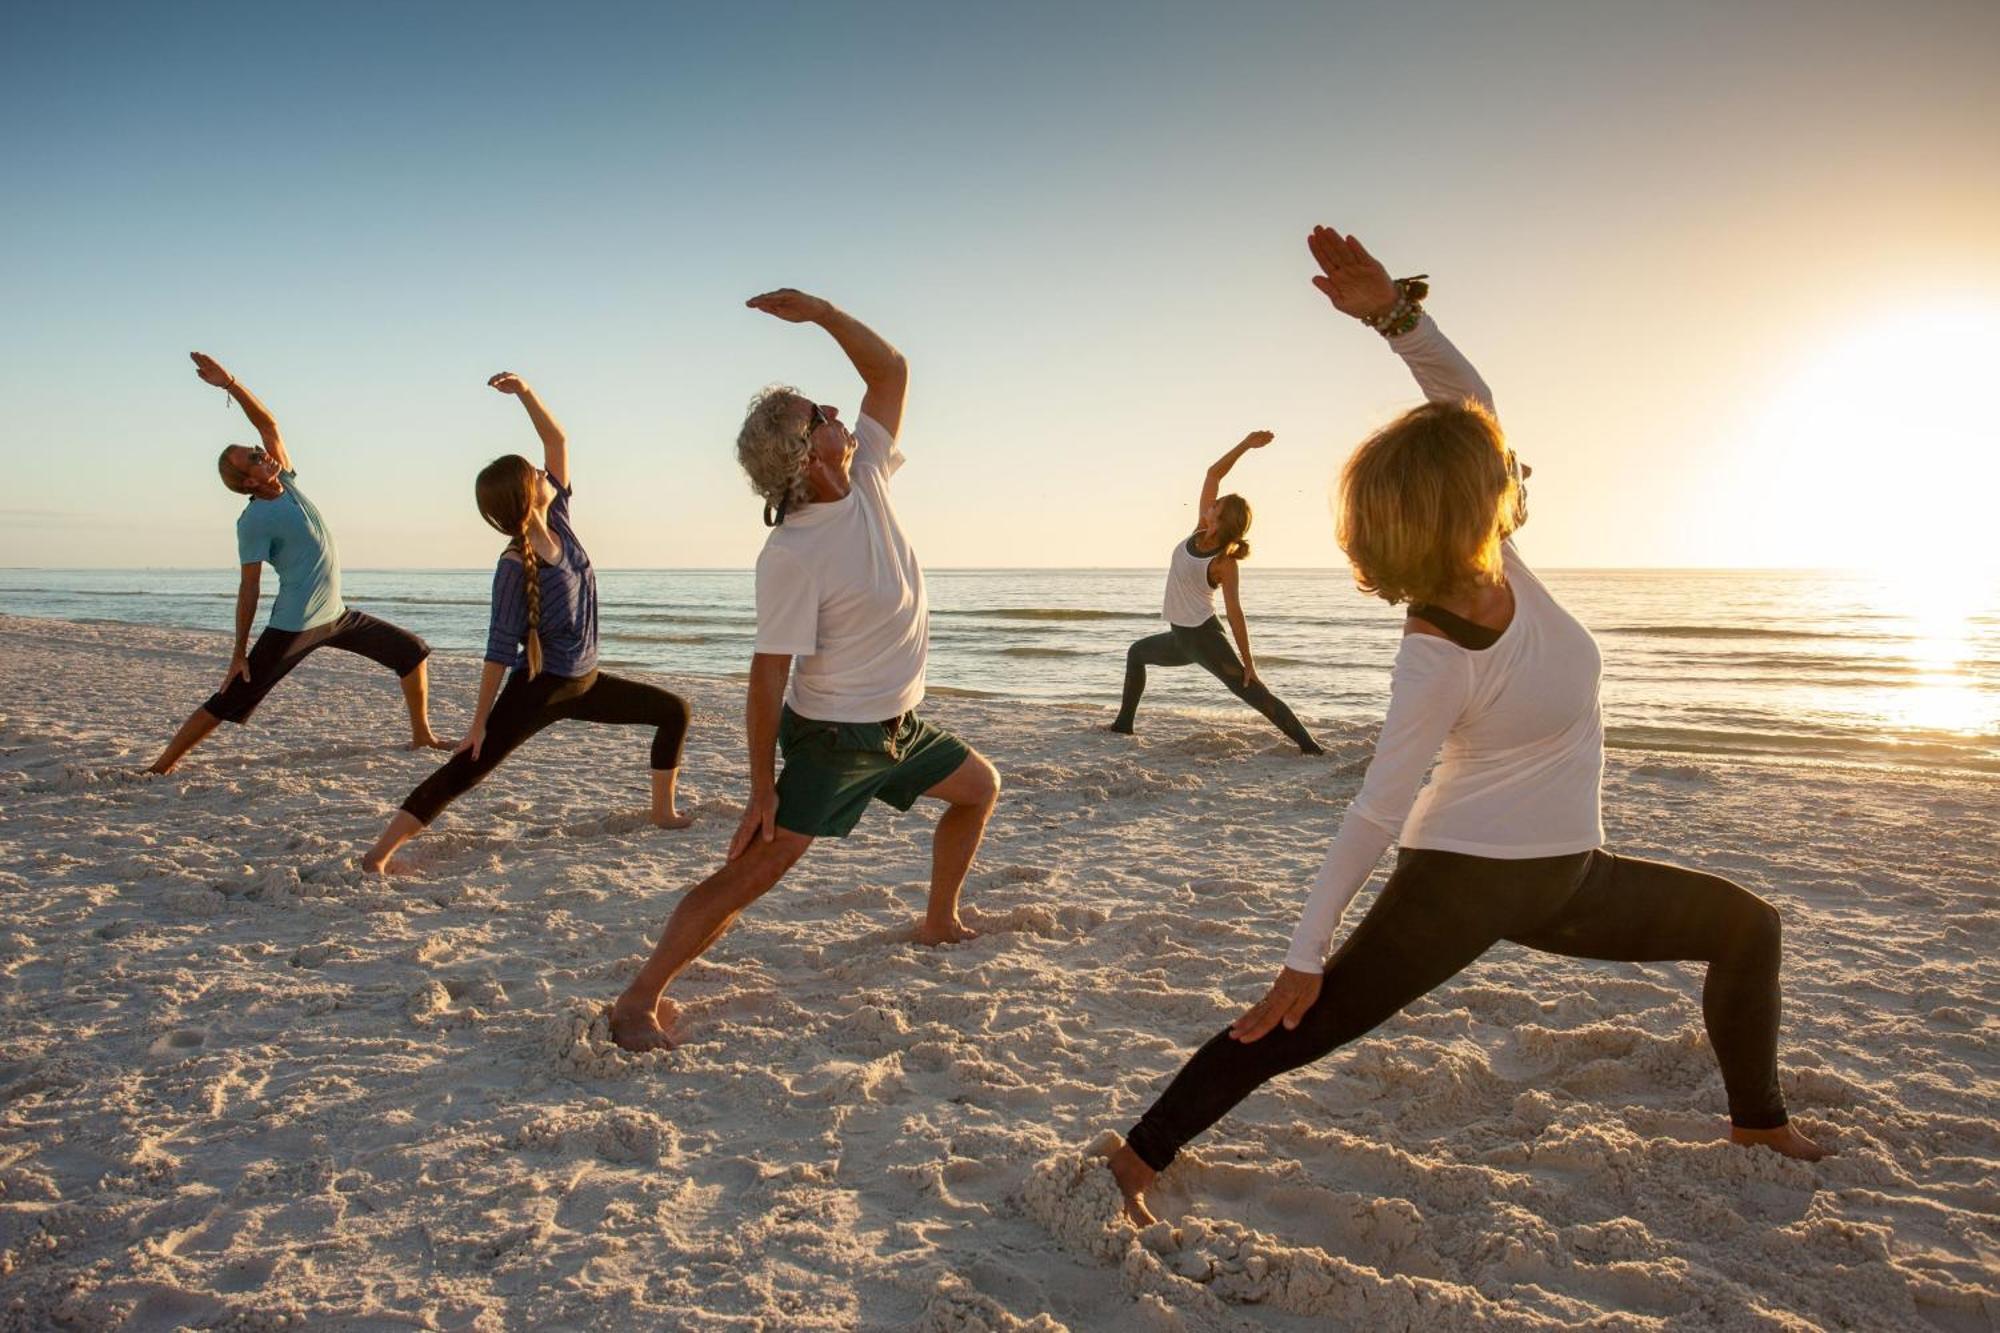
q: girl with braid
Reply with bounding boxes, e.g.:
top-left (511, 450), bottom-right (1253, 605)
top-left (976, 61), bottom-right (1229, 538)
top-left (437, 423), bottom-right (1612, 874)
top-left (361, 372), bottom-right (693, 874)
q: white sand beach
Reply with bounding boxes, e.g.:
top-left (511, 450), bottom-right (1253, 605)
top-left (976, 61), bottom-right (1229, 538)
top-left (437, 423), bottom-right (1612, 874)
top-left (1, 613), bottom-right (1994, 1331)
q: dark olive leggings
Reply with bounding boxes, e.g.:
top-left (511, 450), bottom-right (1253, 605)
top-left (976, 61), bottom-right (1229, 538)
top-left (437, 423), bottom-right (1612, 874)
top-left (1126, 847), bottom-right (1789, 1171)
top-left (1111, 617), bottom-right (1322, 753)
top-left (400, 668), bottom-right (688, 826)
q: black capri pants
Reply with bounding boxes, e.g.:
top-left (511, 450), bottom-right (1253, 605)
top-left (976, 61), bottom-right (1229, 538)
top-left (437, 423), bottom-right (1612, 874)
top-left (203, 609), bottom-right (429, 724)
top-left (1112, 616), bottom-right (1320, 752)
top-left (1126, 847), bottom-right (1790, 1172)
top-left (399, 667), bottom-right (690, 826)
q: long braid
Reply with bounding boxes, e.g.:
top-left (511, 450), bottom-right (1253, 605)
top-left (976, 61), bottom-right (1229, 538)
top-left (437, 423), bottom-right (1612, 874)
top-left (518, 512), bottom-right (544, 680)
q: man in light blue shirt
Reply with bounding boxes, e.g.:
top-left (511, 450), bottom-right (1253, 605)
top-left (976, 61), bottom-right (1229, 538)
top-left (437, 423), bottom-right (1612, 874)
top-left (147, 353), bottom-right (448, 774)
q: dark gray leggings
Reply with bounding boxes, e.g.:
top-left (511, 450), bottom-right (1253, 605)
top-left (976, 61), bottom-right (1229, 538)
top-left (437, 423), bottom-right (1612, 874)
top-left (1125, 847), bottom-right (1789, 1171)
top-left (1111, 617), bottom-right (1321, 752)
top-left (400, 668), bottom-right (688, 826)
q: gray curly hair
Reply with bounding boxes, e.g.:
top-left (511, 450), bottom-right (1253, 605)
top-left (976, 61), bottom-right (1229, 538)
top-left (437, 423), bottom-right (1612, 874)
top-left (737, 385), bottom-right (815, 512)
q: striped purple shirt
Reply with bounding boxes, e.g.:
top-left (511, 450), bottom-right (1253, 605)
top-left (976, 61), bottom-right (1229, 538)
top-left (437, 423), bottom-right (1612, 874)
top-left (485, 484), bottom-right (598, 676)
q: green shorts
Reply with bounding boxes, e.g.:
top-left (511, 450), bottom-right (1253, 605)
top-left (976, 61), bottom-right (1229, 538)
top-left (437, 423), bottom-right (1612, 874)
top-left (774, 705), bottom-right (972, 838)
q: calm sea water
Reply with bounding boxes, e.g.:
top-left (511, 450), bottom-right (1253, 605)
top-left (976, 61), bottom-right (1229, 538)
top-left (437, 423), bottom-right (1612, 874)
top-left (3, 566), bottom-right (1996, 777)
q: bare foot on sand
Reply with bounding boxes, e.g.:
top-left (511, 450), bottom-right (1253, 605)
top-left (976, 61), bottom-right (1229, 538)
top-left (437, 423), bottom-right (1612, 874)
top-left (408, 731), bottom-right (451, 751)
top-left (1731, 1121), bottom-right (1829, 1161)
top-left (648, 810), bottom-right (696, 830)
top-left (915, 917), bottom-right (979, 946)
top-left (358, 852), bottom-right (416, 876)
top-left (1104, 1140), bottom-right (1159, 1226)
top-left (608, 995), bottom-right (681, 1053)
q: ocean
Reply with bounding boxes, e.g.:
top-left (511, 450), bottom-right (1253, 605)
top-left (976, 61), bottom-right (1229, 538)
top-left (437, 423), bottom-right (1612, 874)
top-left (3, 566), bottom-right (1996, 777)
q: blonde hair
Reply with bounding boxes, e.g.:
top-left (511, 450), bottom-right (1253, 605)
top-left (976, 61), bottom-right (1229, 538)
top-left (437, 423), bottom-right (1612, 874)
top-left (475, 454), bottom-right (545, 679)
top-left (1211, 493), bottom-right (1252, 561)
top-left (736, 385), bottom-right (815, 514)
top-left (1336, 400), bottom-right (1518, 605)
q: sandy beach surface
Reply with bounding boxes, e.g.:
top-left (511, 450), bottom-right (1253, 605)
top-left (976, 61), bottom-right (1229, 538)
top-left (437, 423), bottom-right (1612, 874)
top-left (2, 614), bottom-right (1994, 1331)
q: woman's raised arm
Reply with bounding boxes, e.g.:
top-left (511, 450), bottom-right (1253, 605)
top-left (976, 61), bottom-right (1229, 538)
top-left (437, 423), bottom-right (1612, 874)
top-left (488, 372), bottom-right (569, 488)
top-left (1200, 430), bottom-right (1272, 515)
top-left (1308, 226), bottom-right (1494, 415)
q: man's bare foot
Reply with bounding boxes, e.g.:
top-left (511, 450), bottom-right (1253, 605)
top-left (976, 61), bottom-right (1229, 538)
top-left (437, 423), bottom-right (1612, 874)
top-left (358, 853), bottom-right (418, 876)
top-left (146, 761), bottom-right (175, 776)
top-left (408, 731), bottom-right (450, 751)
top-left (915, 917), bottom-right (979, 946)
top-left (649, 810), bottom-right (696, 830)
top-left (1730, 1121), bottom-right (1829, 1161)
top-left (608, 995), bottom-right (680, 1052)
top-left (1106, 1142), bottom-right (1159, 1226)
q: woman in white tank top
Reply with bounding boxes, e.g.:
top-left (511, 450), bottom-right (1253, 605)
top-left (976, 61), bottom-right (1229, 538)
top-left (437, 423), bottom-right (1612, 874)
top-left (1108, 431), bottom-right (1323, 754)
top-left (1107, 224), bottom-right (1825, 1229)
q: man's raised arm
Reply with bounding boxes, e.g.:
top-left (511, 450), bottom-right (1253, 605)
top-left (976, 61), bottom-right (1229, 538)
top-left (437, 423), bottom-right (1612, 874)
top-left (192, 352), bottom-right (292, 471)
top-left (745, 289), bottom-right (908, 437)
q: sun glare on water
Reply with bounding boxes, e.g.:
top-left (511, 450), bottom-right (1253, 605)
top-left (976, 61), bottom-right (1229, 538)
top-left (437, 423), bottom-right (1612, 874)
top-left (1748, 306), bottom-right (2000, 741)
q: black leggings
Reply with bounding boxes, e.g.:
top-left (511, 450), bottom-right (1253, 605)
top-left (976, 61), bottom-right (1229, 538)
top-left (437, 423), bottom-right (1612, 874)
top-left (203, 609), bottom-right (429, 724)
top-left (1112, 617), bottom-right (1321, 753)
top-left (400, 668), bottom-right (689, 826)
top-left (1126, 847), bottom-right (1789, 1171)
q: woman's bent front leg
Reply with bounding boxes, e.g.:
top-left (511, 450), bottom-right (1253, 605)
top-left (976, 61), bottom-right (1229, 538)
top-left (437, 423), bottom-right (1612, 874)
top-left (1124, 860), bottom-right (1508, 1173)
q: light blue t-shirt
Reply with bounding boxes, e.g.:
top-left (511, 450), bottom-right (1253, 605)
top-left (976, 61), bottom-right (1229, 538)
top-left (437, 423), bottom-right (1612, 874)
top-left (237, 469), bottom-right (343, 632)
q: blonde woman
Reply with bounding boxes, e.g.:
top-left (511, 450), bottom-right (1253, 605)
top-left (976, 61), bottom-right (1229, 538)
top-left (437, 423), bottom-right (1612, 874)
top-left (360, 372), bottom-right (691, 873)
top-left (1108, 226), bottom-right (1824, 1225)
top-left (1109, 431), bottom-right (1323, 753)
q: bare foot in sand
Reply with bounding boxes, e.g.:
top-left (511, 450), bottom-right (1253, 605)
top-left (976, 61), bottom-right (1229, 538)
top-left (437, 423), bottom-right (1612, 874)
top-left (915, 917), bottom-right (979, 946)
top-left (358, 852), bottom-right (417, 876)
top-left (408, 731), bottom-right (451, 751)
top-left (648, 810), bottom-right (696, 830)
top-left (608, 995), bottom-right (680, 1052)
top-left (1105, 1141), bottom-right (1159, 1226)
top-left (1731, 1122), bottom-right (1829, 1161)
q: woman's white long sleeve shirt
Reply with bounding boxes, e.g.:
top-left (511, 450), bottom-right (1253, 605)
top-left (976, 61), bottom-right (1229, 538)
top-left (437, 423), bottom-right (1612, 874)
top-left (1284, 317), bottom-right (1606, 974)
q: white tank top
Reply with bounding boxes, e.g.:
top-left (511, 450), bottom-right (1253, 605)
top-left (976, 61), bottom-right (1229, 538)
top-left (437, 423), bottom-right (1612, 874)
top-left (1162, 534), bottom-right (1221, 626)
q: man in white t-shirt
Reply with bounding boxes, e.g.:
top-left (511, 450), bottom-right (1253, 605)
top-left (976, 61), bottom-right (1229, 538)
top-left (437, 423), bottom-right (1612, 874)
top-left (608, 289), bottom-right (1002, 1053)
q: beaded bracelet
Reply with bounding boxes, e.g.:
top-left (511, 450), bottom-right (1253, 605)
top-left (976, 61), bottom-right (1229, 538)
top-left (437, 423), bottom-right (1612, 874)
top-left (1362, 275), bottom-right (1430, 339)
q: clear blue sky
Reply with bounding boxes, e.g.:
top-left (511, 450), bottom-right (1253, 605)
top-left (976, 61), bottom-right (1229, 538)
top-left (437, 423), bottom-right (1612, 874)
top-left (4, 0), bottom-right (1996, 570)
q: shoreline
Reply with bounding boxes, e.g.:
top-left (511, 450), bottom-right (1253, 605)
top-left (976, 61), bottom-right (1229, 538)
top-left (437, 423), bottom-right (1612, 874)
top-left (1, 615), bottom-right (1994, 1329)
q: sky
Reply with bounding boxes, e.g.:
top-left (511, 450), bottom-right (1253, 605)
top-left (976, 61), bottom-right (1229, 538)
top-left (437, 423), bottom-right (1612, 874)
top-left (3, 0), bottom-right (1997, 571)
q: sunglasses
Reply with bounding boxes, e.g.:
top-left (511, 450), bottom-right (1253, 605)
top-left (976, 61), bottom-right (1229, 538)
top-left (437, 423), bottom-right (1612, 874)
top-left (802, 402), bottom-right (828, 442)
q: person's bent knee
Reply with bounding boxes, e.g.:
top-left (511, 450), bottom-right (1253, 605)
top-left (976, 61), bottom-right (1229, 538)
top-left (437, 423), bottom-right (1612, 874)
top-left (965, 755), bottom-right (1002, 809)
top-left (1744, 896), bottom-right (1782, 956)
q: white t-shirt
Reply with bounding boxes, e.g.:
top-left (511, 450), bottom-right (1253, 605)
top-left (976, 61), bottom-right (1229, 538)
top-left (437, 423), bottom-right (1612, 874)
top-left (754, 414), bottom-right (929, 722)
top-left (1284, 315), bottom-right (1605, 973)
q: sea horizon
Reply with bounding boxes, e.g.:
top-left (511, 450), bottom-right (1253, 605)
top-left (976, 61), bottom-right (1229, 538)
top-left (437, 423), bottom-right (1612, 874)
top-left (8, 565), bottom-right (1995, 779)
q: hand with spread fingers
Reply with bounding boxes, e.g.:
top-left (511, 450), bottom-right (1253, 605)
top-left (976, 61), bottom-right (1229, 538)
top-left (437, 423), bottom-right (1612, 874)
top-left (1229, 965), bottom-right (1323, 1042)
top-left (1308, 225), bottom-right (1398, 321)
top-left (746, 288), bottom-right (834, 324)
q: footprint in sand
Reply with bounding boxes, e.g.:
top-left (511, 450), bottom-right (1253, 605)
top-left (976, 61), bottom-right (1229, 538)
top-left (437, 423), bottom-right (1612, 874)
top-left (148, 1028), bottom-right (207, 1058)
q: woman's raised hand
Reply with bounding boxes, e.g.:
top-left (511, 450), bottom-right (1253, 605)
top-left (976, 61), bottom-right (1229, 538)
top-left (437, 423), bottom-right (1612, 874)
top-left (487, 372), bottom-right (528, 396)
top-left (746, 288), bottom-right (832, 324)
top-left (1241, 430), bottom-right (1274, 450)
top-left (1229, 965), bottom-right (1323, 1042)
top-left (1308, 226), bottom-right (1398, 321)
